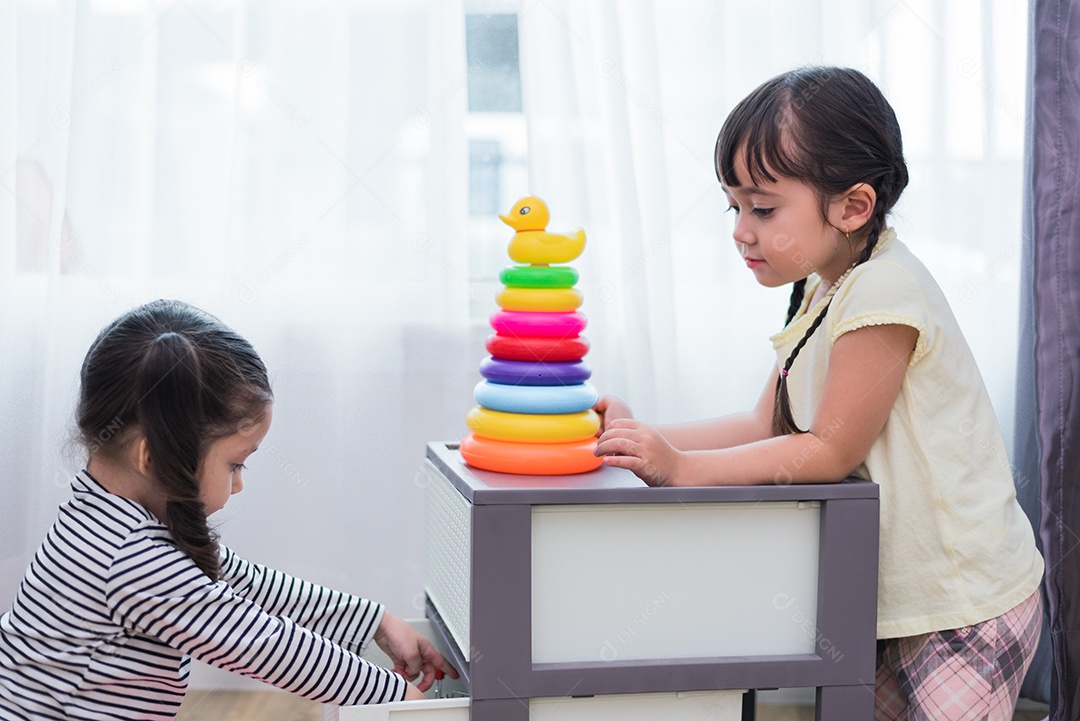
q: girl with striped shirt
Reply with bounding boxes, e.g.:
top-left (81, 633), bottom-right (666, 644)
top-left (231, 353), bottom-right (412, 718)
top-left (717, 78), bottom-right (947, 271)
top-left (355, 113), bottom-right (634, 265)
top-left (0, 300), bottom-right (454, 720)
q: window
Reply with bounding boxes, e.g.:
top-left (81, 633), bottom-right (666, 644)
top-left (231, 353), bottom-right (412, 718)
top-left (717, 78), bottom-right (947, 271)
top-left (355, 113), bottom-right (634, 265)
top-left (465, 14), bottom-right (522, 113)
top-left (464, 11), bottom-right (527, 316)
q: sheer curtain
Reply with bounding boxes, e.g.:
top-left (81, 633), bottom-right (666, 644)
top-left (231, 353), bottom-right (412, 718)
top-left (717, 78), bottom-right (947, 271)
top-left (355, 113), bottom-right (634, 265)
top-left (1, 0), bottom-right (475, 690)
top-left (1, 0), bottom-right (1031, 694)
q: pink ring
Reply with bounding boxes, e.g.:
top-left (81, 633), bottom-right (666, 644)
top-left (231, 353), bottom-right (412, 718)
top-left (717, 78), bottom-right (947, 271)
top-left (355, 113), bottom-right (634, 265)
top-left (491, 310), bottom-right (586, 339)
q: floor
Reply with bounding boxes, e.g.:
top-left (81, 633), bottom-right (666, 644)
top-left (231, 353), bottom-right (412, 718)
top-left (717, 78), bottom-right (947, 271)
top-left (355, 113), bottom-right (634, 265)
top-left (176, 690), bottom-right (1051, 721)
top-left (177, 690), bottom-right (317, 721)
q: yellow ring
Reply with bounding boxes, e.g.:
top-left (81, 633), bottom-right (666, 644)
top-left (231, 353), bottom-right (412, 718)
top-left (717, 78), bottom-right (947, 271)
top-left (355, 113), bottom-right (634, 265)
top-left (466, 407), bottom-right (600, 443)
top-left (496, 287), bottom-right (584, 313)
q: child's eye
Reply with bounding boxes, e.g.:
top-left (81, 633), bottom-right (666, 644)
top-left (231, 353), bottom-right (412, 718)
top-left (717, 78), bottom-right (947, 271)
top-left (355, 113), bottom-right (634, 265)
top-left (752, 207), bottom-right (774, 218)
top-left (231, 463), bottom-right (247, 473)
top-left (726, 204), bottom-right (739, 214)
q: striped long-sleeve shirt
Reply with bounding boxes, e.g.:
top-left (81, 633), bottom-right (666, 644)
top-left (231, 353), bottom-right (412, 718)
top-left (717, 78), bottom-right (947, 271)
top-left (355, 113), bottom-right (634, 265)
top-left (0, 471), bottom-right (405, 719)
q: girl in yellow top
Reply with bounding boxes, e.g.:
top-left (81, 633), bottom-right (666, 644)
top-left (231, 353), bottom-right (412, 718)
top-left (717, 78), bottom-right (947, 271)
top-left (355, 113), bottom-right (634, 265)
top-left (594, 67), bottom-right (1043, 720)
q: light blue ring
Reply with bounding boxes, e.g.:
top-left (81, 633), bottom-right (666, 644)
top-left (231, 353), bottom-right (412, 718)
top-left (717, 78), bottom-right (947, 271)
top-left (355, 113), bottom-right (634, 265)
top-left (474, 380), bottom-right (598, 415)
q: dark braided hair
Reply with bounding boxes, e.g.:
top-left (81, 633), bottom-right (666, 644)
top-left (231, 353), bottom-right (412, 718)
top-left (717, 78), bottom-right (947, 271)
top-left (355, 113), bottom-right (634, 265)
top-left (77, 300), bottom-right (272, 579)
top-left (715, 67), bottom-right (909, 436)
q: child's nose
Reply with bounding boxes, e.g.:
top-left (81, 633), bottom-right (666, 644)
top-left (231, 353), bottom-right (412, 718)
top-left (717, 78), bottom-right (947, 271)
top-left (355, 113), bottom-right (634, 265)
top-left (732, 214), bottom-right (754, 247)
top-left (231, 477), bottom-right (244, 495)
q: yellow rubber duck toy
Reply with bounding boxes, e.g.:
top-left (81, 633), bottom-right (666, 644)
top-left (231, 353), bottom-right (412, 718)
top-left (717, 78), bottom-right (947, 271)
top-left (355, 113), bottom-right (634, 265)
top-left (499, 195), bottom-right (586, 265)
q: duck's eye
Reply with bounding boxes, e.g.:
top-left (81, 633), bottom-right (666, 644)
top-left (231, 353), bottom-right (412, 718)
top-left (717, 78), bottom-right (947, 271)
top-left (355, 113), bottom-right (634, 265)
top-left (520, 206), bottom-right (530, 215)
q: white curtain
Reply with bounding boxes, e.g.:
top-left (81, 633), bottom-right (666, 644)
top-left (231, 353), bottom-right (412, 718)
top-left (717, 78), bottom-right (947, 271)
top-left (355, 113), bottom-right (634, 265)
top-left (1, 0), bottom-right (476, 690)
top-left (1, 0), bottom-right (1026, 692)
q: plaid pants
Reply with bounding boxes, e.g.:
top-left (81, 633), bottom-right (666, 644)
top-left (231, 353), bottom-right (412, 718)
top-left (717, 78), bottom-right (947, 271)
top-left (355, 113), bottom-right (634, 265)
top-left (875, 591), bottom-right (1042, 721)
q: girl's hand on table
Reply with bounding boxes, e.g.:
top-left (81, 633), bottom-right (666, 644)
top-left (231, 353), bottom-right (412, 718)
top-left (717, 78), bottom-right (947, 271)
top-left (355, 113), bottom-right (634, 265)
top-left (595, 418), bottom-right (684, 487)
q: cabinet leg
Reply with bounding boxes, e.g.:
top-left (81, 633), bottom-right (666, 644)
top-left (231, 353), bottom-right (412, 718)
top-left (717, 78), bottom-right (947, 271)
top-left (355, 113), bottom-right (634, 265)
top-left (816, 685), bottom-right (874, 721)
top-left (741, 689), bottom-right (756, 721)
top-left (472, 698), bottom-right (528, 721)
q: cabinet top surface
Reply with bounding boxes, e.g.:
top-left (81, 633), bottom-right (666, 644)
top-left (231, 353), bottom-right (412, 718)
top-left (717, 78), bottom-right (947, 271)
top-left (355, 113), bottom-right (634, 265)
top-left (426, 442), bottom-right (879, 506)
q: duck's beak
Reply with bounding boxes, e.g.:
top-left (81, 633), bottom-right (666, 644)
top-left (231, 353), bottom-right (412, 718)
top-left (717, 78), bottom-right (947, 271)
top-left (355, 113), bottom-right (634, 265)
top-left (498, 213), bottom-right (513, 226)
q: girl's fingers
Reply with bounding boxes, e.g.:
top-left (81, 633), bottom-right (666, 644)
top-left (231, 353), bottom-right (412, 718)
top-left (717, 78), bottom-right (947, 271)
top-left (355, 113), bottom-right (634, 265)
top-left (594, 436), bottom-right (640, 457)
top-left (433, 655), bottom-right (459, 678)
top-left (413, 662), bottom-right (436, 691)
top-left (596, 426), bottom-right (640, 445)
top-left (420, 642), bottom-right (459, 679)
top-left (600, 431), bottom-right (630, 446)
top-left (600, 454), bottom-right (642, 470)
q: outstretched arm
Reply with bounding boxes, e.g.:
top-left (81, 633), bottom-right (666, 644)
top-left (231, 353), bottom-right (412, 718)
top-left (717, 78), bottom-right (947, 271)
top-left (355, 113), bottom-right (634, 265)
top-left (108, 542), bottom-right (411, 705)
top-left (219, 550), bottom-right (455, 694)
top-left (596, 324), bottom-right (917, 486)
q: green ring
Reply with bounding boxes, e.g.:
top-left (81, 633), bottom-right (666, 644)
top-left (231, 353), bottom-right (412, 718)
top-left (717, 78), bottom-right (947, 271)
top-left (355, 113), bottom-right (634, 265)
top-left (500, 265), bottom-right (579, 289)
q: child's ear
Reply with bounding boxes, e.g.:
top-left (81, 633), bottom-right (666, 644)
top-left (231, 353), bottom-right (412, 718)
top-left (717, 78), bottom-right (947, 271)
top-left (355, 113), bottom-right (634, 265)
top-left (136, 437), bottom-right (153, 476)
top-left (830, 183), bottom-right (877, 233)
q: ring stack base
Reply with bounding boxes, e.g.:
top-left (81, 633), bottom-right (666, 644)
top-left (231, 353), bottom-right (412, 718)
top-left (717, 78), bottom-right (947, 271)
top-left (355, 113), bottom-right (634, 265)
top-left (460, 434), bottom-right (603, 475)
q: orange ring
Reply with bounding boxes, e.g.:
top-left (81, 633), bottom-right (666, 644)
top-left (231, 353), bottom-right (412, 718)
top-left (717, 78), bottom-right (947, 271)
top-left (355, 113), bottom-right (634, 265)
top-left (460, 435), bottom-right (603, 475)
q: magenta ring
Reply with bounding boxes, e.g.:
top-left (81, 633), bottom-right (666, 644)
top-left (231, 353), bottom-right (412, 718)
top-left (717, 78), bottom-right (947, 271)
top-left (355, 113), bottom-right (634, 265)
top-left (490, 310), bottom-right (586, 339)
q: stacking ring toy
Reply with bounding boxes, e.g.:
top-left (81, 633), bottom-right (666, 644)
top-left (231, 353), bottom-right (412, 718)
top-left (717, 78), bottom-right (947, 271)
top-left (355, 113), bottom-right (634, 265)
top-left (479, 357), bottom-right (591, 386)
top-left (486, 334), bottom-right (589, 362)
top-left (466, 407), bottom-right (600, 443)
top-left (500, 265), bottom-right (579, 289)
top-left (461, 434), bottom-right (603, 475)
top-left (497, 287), bottom-right (583, 313)
top-left (474, 380), bottom-right (598, 415)
top-left (491, 310), bottom-right (586, 339)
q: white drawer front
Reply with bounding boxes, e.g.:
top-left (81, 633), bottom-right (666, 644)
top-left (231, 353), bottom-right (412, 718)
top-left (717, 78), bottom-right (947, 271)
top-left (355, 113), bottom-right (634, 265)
top-left (532, 502), bottom-right (821, 663)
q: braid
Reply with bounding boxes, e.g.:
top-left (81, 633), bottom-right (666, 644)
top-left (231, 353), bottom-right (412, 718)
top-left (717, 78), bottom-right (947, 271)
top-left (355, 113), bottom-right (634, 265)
top-left (784, 279), bottom-right (807, 325)
top-left (772, 303), bottom-right (831, 435)
top-left (165, 499), bottom-right (219, 579)
top-left (137, 332), bottom-right (222, 580)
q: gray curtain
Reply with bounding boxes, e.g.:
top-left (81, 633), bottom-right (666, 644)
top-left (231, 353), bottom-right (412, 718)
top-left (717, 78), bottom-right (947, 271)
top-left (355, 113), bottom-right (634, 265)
top-left (1018, 0), bottom-right (1080, 712)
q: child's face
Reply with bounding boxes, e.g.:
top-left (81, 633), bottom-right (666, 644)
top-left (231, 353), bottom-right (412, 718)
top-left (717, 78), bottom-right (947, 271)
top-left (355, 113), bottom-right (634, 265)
top-left (198, 405), bottom-right (273, 515)
top-left (722, 148), bottom-right (855, 288)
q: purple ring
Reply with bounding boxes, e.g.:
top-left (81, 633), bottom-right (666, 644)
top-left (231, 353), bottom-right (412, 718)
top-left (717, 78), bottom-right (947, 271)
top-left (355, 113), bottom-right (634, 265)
top-left (479, 357), bottom-right (592, 386)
